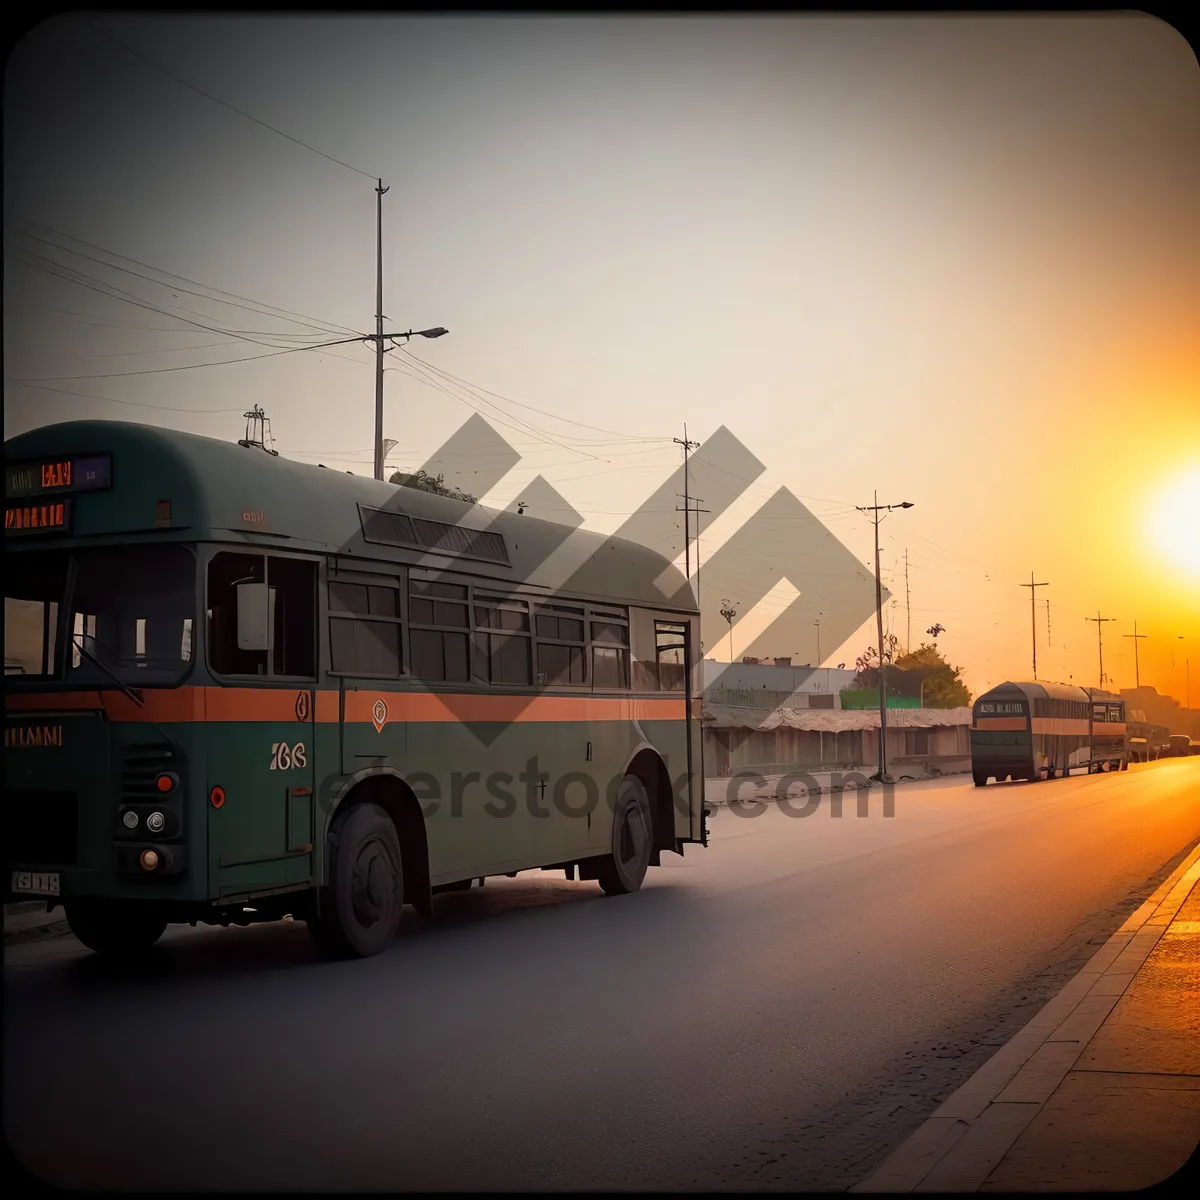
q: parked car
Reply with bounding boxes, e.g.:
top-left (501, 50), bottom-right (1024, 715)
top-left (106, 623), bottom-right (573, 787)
top-left (1166, 734), bottom-right (1194, 758)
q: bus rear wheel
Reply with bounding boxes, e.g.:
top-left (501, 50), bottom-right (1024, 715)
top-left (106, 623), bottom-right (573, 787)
top-left (66, 900), bottom-right (167, 958)
top-left (972, 770), bottom-right (987, 787)
top-left (597, 775), bottom-right (653, 897)
top-left (307, 802), bottom-right (404, 959)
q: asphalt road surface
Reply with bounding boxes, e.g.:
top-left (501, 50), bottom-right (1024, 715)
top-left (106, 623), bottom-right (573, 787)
top-left (5, 757), bottom-right (1199, 1191)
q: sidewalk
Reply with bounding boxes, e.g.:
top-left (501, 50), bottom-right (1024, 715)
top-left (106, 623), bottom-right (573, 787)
top-left (852, 841), bottom-right (1200, 1192)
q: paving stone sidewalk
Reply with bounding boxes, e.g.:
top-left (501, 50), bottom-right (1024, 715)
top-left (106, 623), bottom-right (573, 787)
top-left (852, 842), bottom-right (1200, 1192)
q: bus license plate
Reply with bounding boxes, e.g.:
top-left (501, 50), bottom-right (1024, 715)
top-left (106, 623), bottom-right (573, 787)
top-left (11, 871), bottom-right (60, 897)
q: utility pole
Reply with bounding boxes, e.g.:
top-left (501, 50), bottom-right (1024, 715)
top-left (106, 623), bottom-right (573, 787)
top-left (856, 492), bottom-right (914, 784)
top-left (1086, 612), bottom-right (1116, 688)
top-left (1020, 573), bottom-right (1049, 680)
top-left (674, 426), bottom-right (701, 590)
top-left (372, 178), bottom-right (390, 481)
top-left (1124, 621), bottom-right (1147, 689)
top-left (905, 549), bottom-right (911, 653)
top-left (676, 495), bottom-right (709, 607)
top-left (814, 618), bottom-right (821, 666)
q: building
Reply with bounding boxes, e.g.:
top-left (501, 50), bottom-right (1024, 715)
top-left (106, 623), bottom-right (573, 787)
top-left (699, 658), bottom-right (970, 778)
top-left (701, 702), bottom-right (973, 778)
top-left (700, 660), bottom-right (857, 711)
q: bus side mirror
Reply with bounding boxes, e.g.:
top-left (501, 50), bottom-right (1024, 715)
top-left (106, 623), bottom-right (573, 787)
top-left (236, 583), bottom-right (275, 651)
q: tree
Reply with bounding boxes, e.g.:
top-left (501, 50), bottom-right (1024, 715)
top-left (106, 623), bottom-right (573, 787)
top-left (850, 639), bottom-right (972, 707)
top-left (851, 634), bottom-right (903, 692)
top-left (894, 643), bottom-right (972, 708)
top-left (388, 469), bottom-right (477, 504)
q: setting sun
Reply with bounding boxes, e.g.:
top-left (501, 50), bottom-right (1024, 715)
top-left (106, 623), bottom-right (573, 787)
top-left (1149, 467), bottom-right (1200, 579)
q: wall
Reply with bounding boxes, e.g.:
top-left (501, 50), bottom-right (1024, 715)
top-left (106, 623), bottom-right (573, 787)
top-left (700, 660), bottom-right (856, 698)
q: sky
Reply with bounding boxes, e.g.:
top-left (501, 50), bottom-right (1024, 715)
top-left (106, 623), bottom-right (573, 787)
top-left (5, 14), bottom-right (1199, 702)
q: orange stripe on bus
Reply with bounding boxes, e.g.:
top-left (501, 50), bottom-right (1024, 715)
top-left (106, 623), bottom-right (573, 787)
top-left (6, 687), bottom-right (687, 724)
top-left (1030, 718), bottom-right (1092, 735)
top-left (341, 691), bottom-right (686, 724)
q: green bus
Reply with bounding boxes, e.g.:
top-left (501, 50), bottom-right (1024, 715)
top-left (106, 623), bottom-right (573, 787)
top-left (4, 420), bottom-right (705, 958)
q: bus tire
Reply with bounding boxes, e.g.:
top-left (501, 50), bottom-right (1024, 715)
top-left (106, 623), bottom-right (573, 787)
top-left (597, 775), bottom-right (653, 897)
top-left (66, 900), bottom-right (167, 958)
top-left (307, 802), bottom-right (404, 959)
top-left (972, 771), bottom-right (987, 787)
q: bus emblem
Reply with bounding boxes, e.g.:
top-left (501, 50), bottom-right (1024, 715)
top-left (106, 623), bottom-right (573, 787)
top-left (371, 699), bottom-right (388, 733)
top-left (295, 691), bottom-right (310, 722)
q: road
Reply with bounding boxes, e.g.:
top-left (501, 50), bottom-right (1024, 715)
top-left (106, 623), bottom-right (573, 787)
top-left (5, 757), bottom-right (1199, 1191)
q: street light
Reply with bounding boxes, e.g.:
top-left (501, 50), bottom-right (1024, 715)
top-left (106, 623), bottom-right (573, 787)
top-left (372, 326), bottom-right (450, 480)
top-left (720, 600), bottom-right (737, 662)
top-left (856, 493), bottom-right (915, 784)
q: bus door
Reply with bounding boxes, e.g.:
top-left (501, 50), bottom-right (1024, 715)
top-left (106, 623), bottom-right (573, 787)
top-left (327, 563), bottom-right (408, 786)
top-left (205, 550), bottom-right (318, 899)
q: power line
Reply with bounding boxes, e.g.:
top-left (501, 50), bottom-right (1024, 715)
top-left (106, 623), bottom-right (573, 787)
top-left (16, 221), bottom-right (360, 336)
top-left (9, 380), bottom-right (247, 414)
top-left (12, 227), bottom-right (352, 339)
top-left (8, 334), bottom-right (367, 382)
top-left (84, 21), bottom-right (376, 182)
top-left (12, 248), bottom-right (359, 360)
top-left (397, 347), bottom-right (673, 444)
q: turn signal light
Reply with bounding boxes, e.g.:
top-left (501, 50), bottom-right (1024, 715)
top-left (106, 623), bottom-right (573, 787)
top-left (139, 849), bottom-right (160, 871)
top-left (210, 785), bottom-right (225, 809)
top-left (155, 773), bottom-right (176, 793)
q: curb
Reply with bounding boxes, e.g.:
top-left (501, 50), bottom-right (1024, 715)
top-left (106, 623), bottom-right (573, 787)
top-left (850, 837), bottom-right (1200, 1193)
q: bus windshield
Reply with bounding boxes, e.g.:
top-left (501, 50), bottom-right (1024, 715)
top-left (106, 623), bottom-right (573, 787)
top-left (4, 545), bottom-right (195, 686)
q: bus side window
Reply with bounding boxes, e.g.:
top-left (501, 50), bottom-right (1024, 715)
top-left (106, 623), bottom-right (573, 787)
top-left (653, 621), bottom-right (688, 691)
top-left (590, 614), bottom-right (630, 690)
top-left (472, 595), bottom-right (531, 686)
top-left (409, 580), bottom-right (470, 683)
top-left (329, 578), bottom-right (402, 678)
top-left (534, 603), bottom-right (587, 686)
top-left (208, 552), bottom-right (316, 678)
top-left (1092, 704), bottom-right (1107, 722)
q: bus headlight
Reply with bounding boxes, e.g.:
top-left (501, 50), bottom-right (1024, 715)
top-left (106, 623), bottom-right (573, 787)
top-left (146, 811), bottom-right (166, 834)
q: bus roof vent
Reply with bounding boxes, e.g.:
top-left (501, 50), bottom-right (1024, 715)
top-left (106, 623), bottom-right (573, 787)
top-left (359, 505), bottom-right (510, 566)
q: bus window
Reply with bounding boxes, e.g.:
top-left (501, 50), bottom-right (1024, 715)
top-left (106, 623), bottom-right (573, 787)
top-left (1108, 705), bottom-right (1123, 723)
top-left (4, 552), bottom-right (65, 676)
top-left (68, 545), bottom-right (195, 685)
top-left (591, 616), bottom-right (630, 690)
top-left (329, 578), bottom-right (402, 678)
top-left (654, 621), bottom-right (688, 691)
top-left (208, 552), bottom-right (315, 678)
top-left (471, 595), bottom-right (531, 686)
top-left (1092, 704), bottom-right (1107, 722)
top-left (409, 580), bottom-right (470, 683)
top-left (534, 603), bottom-right (587, 685)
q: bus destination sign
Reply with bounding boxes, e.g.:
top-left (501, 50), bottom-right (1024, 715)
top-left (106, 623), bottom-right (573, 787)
top-left (4, 454), bottom-right (112, 500)
top-left (5, 499), bottom-right (73, 537)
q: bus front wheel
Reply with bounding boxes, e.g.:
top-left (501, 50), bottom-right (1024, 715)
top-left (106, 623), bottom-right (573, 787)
top-left (597, 775), bottom-right (654, 897)
top-left (308, 802), bottom-right (404, 959)
top-left (66, 900), bottom-right (167, 958)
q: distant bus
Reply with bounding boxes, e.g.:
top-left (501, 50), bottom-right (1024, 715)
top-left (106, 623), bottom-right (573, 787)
top-left (970, 681), bottom-right (1127, 786)
top-left (5, 420), bottom-right (705, 959)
